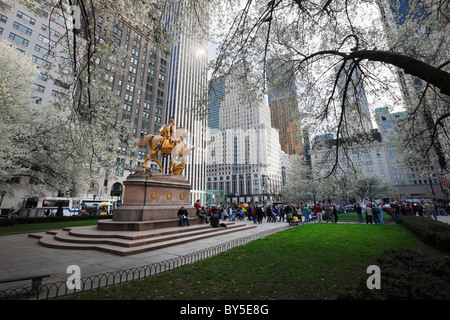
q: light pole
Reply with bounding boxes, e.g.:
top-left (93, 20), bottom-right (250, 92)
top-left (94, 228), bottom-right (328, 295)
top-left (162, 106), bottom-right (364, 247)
top-left (262, 175), bottom-right (267, 204)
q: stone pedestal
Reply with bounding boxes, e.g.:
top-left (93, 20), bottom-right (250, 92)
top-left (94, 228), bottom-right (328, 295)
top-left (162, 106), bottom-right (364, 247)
top-left (97, 172), bottom-right (196, 231)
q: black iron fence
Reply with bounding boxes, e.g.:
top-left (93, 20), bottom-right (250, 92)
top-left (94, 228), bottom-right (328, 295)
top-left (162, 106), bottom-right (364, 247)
top-left (0, 225), bottom-right (289, 300)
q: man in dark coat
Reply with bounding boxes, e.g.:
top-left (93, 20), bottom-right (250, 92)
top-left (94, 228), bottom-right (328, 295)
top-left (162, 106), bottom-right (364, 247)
top-left (177, 206), bottom-right (190, 226)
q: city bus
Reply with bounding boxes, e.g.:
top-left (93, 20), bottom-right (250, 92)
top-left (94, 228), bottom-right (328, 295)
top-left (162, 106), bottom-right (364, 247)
top-left (35, 197), bottom-right (81, 216)
top-left (35, 197), bottom-right (117, 216)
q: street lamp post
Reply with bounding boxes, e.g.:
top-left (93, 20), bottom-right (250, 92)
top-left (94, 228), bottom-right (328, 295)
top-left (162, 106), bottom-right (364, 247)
top-left (262, 175), bottom-right (267, 204)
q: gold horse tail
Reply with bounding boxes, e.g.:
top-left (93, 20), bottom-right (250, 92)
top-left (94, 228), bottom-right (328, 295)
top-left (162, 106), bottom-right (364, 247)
top-left (137, 134), bottom-right (154, 147)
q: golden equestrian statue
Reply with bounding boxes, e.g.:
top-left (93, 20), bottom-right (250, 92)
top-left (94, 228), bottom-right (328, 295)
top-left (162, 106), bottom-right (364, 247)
top-left (137, 118), bottom-right (191, 174)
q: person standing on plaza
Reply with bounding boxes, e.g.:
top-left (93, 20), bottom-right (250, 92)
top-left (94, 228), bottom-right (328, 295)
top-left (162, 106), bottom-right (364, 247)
top-left (423, 201), bottom-right (431, 219)
top-left (279, 205), bottom-right (285, 222)
top-left (372, 204), bottom-right (380, 224)
top-left (256, 205), bottom-right (264, 224)
top-left (194, 199), bottom-right (201, 216)
top-left (365, 204), bottom-right (373, 224)
top-left (430, 202), bottom-right (438, 220)
top-left (356, 204), bottom-right (363, 223)
top-left (315, 203), bottom-right (323, 222)
top-left (303, 204), bottom-right (310, 222)
top-left (332, 205), bottom-right (338, 223)
top-left (377, 204), bottom-right (384, 224)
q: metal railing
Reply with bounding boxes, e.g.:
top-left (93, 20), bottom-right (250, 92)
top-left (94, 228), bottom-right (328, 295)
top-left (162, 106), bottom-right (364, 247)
top-left (0, 225), bottom-right (290, 300)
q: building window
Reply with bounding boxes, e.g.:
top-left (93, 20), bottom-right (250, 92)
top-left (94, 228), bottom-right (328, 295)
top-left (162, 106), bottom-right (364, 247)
top-left (38, 34), bottom-right (56, 47)
top-left (13, 21), bottom-right (32, 35)
top-left (9, 32), bottom-right (29, 46)
top-left (31, 83), bottom-right (45, 93)
top-left (32, 55), bottom-right (52, 68)
top-left (34, 44), bottom-right (54, 57)
top-left (41, 24), bottom-right (60, 38)
top-left (16, 11), bottom-right (35, 25)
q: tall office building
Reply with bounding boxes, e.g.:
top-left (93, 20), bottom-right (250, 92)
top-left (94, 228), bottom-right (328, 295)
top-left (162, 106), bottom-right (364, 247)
top-left (163, 1), bottom-right (209, 204)
top-left (0, 1), bottom-right (68, 107)
top-left (375, 107), bottom-right (445, 200)
top-left (377, 0), bottom-right (449, 177)
top-left (206, 70), bottom-right (284, 204)
top-left (104, 17), bottom-right (170, 202)
top-left (207, 75), bottom-right (225, 132)
top-left (269, 96), bottom-right (303, 156)
top-left (337, 66), bottom-right (373, 135)
top-left (266, 56), bottom-right (304, 157)
top-left (0, 2), bottom-right (170, 208)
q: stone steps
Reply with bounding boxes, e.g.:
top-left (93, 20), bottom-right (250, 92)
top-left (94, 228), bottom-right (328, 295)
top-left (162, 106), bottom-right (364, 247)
top-left (29, 222), bottom-right (257, 256)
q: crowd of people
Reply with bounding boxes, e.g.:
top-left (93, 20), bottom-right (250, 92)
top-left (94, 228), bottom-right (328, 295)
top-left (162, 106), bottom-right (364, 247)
top-left (189, 201), bottom-right (345, 226)
top-left (186, 199), bottom-right (450, 227)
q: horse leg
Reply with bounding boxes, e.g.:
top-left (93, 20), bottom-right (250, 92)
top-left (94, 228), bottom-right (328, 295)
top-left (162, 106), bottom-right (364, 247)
top-left (142, 151), bottom-right (154, 172)
top-left (153, 155), bottom-right (163, 172)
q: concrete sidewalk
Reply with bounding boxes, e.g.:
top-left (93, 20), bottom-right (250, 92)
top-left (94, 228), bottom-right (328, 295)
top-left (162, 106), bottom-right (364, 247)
top-left (436, 215), bottom-right (450, 224)
top-left (0, 219), bottom-right (290, 291)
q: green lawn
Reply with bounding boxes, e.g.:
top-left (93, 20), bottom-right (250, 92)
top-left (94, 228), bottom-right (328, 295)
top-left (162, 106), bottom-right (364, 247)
top-left (64, 223), bottom-right (437, 300)
top-left (0, 219), bottom-right (99, 234)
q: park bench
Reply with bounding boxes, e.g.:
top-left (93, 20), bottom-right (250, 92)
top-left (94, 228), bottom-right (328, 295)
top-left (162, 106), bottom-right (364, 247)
top-left (0, 273), bottom-right (51, 294)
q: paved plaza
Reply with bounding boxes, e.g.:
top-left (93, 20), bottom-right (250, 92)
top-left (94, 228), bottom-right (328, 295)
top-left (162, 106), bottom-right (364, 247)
top-left (0, 219), bottom-right (290, 291)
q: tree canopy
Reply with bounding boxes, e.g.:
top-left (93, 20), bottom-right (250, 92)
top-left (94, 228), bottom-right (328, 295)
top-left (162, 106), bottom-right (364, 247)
top-left (208, 0), bottom-right (450, 174)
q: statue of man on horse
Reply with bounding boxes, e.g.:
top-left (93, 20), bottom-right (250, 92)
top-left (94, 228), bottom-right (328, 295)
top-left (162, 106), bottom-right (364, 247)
top-left (137, 118), bottom-right (190, 174)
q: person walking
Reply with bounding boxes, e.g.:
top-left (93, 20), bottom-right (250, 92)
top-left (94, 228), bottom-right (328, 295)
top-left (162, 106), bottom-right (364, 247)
top-left (430, 202), bottom-right (438, 220)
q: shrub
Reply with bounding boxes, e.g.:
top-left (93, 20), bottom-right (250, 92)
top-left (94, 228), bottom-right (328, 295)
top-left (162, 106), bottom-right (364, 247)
top-left (396, 216), bottom-right (450, 253)
top-left (339, 248), bottom-right (450, 300)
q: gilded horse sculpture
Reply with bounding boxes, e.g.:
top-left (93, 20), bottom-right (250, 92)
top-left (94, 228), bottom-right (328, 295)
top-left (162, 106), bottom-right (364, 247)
top-left (137, 118), bottom-right (189, 174)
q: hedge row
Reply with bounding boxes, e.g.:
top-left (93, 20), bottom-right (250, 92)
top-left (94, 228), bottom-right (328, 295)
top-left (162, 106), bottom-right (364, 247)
top-left (339, 248), bottom-right (450, 300)
top-left (395, 215), bottom-right (450, 253)
top-left (0, 215), bottom-right (113, 228)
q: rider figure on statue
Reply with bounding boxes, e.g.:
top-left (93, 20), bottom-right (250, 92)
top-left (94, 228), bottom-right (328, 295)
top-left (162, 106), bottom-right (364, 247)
top-left (159, 118), bottom-right (176, 154)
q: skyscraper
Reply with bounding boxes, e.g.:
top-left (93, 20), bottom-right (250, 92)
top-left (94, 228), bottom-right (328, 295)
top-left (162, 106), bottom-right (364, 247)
top-left (206, 69), bottom-right (284, 204)
top-left (266, 56), bottom-right (304, 158)
top-left (375, 107), bottom-right (444, 200)
top-left (337, 65), bottom-right (373, 136)
top-left (0, 2), bottom-right (170, 206)
top-left (163, 1), bottom-right (209, 204)
top-left (207, 75), bottom-right (225, 132)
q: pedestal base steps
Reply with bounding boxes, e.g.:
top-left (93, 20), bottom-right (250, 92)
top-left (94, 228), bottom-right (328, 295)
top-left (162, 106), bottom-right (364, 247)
top-left (29, 173), bottom-right (259, 256)
top-left (29, 221), bottom-right (257, 256)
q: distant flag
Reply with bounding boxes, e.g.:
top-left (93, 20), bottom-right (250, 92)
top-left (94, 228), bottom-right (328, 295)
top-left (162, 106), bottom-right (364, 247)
top-left (441, 168), bottom-right (450, 188)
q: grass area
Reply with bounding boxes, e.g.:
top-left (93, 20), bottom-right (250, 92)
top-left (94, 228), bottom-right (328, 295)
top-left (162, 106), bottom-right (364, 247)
top-left (64, 223), bottom-right (437, 300)
top-left (336, 211), bottom-right (393, 222)
top-left (0, 219), bottom-right (99, 234)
